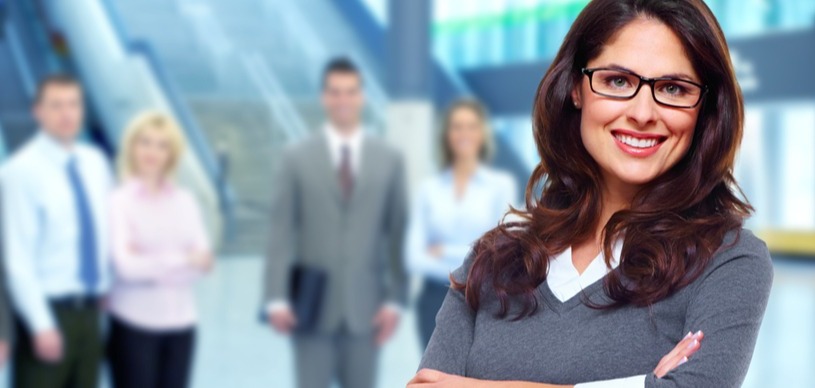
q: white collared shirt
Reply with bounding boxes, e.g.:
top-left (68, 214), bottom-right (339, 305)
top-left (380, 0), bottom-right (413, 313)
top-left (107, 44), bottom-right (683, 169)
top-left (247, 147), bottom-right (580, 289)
top-left (406, 166), bottom-right (517, 282)
top-left (550, 239), bottom-right (647, 388)
top-left (547, 239), bottom-right (623, 302)
top-left (1, 131), bottom-right (114, 333)
top-left (323, 123), bottom-right (364, 174)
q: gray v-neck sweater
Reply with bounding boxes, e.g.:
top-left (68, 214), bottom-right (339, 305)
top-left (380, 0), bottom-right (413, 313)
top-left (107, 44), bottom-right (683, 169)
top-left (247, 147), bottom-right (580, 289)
top-left (418, 229), bottom-right (773, 387)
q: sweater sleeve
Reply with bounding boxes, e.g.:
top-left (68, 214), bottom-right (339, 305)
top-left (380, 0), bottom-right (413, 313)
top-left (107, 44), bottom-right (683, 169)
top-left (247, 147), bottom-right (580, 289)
top-left (645, 230), bottom-right (774, 388)
top-left (154, 190), bottom-right (211, 286)
top-left (417, 255), bottom-right (476, 375)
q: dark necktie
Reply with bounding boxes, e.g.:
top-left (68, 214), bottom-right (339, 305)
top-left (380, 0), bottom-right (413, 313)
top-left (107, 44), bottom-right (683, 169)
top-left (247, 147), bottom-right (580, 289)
top-left (66, 157), bottom-right (99, 293)
top-left (339, 145), bottom-right (353, 201)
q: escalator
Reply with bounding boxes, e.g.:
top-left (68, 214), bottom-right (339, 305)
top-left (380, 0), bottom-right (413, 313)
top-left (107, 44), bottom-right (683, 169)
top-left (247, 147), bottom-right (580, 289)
top-left (0, 0), bottom-right (227, 247)
top-left (110, 0), bottom-right (393, 255)
top-left (0, 32), bottom-right (35, 152)
top-left (0, 0), bottom-right (55, 153)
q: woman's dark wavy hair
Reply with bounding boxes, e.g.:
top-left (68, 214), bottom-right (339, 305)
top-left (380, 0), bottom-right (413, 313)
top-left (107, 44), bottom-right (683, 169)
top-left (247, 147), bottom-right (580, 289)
top-left (453, 0), bottom-right (752, 319)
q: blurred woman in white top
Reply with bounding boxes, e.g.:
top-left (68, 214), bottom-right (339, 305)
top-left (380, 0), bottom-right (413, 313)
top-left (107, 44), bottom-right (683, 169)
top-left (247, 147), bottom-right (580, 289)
top-left (106, 111), bottom-right (213, 388)
top-left (405, 99), bottom-right (517, 349)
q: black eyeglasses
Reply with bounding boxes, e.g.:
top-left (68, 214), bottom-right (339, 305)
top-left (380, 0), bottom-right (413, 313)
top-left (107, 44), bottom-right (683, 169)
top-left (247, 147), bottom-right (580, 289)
top-left (581, 67), bottom-right (708, 108)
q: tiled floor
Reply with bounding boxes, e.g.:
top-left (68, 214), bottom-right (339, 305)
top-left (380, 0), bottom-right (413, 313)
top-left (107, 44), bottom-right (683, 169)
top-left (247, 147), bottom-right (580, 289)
top-left (1, 255), bottom-right (813, 387)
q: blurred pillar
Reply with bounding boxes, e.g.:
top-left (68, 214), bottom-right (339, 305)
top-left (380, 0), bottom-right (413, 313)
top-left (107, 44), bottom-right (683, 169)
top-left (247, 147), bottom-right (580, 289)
top-left (387, 0), bottom-right (431, 99)
top-left (385, 0), bottom-right (434, 196)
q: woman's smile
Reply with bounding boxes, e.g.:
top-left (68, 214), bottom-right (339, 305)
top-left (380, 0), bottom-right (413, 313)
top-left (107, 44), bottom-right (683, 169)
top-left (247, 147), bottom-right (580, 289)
top-left (610, 129), bottom-right (668, 157)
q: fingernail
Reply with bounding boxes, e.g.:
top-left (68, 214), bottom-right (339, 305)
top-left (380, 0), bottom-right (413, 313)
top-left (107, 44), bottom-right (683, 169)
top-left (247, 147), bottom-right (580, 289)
top-left (695, 330), bottom-right (703, 337)
top-left (678, 356), bottom-right (688, 366)
top-left (687, 339), bottom-right (698, 349)
top-left (683, 331), bottom-right (692, 339)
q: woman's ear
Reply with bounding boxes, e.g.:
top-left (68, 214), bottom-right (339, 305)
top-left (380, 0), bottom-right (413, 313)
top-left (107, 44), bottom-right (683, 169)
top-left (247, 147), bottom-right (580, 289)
top-left (571, 86), bottom-right (582, 109)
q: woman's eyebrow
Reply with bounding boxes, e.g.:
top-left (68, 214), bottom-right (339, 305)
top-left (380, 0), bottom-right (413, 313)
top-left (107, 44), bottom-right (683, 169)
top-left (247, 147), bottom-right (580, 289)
top-left (603, 63), bottom-right (699, 82)
top-left (661, 72), bottom-right (699, 82)
top-left (603, 63), bottom-right (634, 73)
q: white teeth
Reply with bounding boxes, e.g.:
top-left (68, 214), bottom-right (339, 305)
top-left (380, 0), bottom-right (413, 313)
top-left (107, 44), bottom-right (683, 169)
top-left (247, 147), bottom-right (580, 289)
top-left (615, 134), bottom-right (659, 148)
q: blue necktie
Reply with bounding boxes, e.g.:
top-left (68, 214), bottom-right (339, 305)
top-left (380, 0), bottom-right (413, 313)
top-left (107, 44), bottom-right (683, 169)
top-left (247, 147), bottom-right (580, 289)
top-left (67, 157), bottom-right (99, 293)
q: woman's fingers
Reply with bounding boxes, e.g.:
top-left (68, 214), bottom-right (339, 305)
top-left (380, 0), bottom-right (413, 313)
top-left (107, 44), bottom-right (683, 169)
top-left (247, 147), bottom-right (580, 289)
top-left (654, 330), bottom-right (704, 378)
top-left (661, 331), bottom-right (699, 363)
top-left (656, 347), bottom-right (693, 378)
top-left (661, 331), bottom-right (703, 363)
top-left (408, 369), bottom-right (444, 386)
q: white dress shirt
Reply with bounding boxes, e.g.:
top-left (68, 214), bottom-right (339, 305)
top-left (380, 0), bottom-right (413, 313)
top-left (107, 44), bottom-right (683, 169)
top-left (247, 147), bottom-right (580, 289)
top-left (405, 166), bottom-right (517, 283)
top-left (1, 132), bottom-right (113, 333)
top-left (324, 123), bottom-right (364, 175)
top-left (550, 239), bottom-right (647, 388)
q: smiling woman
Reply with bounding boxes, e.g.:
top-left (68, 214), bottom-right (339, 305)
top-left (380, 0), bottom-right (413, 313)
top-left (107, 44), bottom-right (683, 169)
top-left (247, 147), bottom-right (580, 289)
top-left (408, 0), bottom-right (773, 388)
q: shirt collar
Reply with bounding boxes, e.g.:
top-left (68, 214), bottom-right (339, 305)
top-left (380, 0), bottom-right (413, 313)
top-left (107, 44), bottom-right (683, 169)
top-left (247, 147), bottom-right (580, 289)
top-left (441, 164), bottom-right (487, 184)
top-left (124, 177), bottom-right (174, 198)
top-left (35, 130), bottom-right (77, 166)
top-left (548, 236), bottom-right (624, 279)
top-left (324, 122), bottom-right (364, 149)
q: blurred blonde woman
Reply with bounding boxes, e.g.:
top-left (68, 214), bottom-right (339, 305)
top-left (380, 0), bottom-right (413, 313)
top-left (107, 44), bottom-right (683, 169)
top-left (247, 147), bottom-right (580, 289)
top-left (405, 99), bottom-right (517, 349)
top-left (107, 111), bottom-right (212, 388)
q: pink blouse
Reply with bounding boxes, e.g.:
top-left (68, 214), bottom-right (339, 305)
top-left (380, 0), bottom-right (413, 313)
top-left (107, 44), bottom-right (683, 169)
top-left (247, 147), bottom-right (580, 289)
top-left (107, 180), bottom-right (210, 330)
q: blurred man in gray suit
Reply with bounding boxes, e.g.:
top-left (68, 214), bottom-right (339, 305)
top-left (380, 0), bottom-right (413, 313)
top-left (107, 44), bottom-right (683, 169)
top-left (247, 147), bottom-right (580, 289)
top-left (263, 58), bottom-right (408, 388)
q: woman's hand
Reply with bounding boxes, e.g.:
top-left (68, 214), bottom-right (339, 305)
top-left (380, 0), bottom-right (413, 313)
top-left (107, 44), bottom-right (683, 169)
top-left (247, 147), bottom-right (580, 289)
top-left (654, 330), bottom-right (704, 378)
top-left (408, 369), bottom-right (487, 388)
top-left (407, 369), bottom-right (568, 388)
top-left (189, 251), bottom-right (214, 272)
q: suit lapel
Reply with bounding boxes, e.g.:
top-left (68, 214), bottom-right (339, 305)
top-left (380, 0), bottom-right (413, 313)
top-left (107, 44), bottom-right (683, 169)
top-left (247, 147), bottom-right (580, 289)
top-left (314, 134), bottom-right (345, 206)
top-left (349, 137), bottom-right (374, 208)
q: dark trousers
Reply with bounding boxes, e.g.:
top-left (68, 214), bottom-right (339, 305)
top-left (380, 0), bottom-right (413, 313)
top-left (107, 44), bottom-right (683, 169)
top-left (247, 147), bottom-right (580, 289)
top-left (12, 302), bottom-right (103, 388)
top-left (417, 279), bottom-right (450, 350)
top-left (107, 316), bottom-right (195, 388)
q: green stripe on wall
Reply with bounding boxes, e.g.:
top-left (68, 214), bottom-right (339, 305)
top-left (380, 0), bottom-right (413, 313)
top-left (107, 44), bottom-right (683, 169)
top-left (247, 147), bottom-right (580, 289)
top-left (432, 1), bottom-right (590, 34)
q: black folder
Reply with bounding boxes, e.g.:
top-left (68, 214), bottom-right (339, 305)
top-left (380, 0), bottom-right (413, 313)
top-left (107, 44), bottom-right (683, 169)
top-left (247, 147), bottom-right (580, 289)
top-left (287, 264), bottom-right (327, 333)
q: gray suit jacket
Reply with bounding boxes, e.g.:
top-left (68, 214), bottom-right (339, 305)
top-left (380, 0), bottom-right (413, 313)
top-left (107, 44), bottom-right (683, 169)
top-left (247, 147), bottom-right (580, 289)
top-left (263, 132), bottom-right (408, 334)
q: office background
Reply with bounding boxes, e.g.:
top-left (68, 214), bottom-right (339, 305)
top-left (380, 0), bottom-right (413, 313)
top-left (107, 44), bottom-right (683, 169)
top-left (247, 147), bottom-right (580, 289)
top-left (1, 0), bottom-right (814, 387)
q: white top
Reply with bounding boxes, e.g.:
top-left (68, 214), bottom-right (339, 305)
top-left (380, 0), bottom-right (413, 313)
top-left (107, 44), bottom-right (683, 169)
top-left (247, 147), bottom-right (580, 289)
top-left (550, 239), bottom-right (647, 388)
top-left (323, 123), bottom-right (364, 175)
top-left (405, 166), bottom-right (516, 282)
top-left (1, 131), bottom-right (114, 332)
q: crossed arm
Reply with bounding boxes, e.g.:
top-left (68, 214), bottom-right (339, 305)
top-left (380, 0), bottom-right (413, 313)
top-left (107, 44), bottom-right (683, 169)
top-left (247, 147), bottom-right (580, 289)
top-left (409, 331), bottom-right (703, 387)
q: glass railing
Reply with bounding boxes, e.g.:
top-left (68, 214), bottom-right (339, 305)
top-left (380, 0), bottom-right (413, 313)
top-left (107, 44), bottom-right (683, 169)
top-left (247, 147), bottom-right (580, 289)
top-left (242, 50), bottom-right (309, 141)
top-left (101, 0), bottom-right (223, 189)
top-left (172, 0), bottom-right (390, 135)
